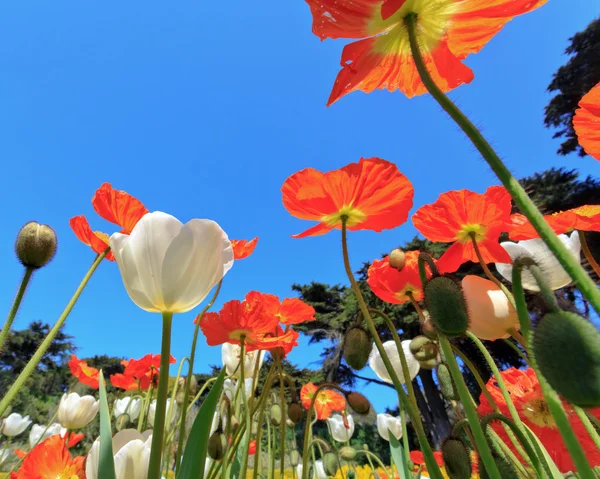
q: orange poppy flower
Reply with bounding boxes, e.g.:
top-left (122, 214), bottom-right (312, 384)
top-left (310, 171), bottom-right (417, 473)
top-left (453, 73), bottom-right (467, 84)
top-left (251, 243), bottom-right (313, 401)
top-left (231, 238), bottom-right (259, 260)
top-left (305, 0), bottom-right (547, 105)
top-left (68, 354), bottom-right (100, 389)
top-left (12, 435), bottom-right (86, 479)
top-left (478, 367), bottom-right (600, 473)
top-left (412, 186), bottom-right (512, 273)
top-left (69, 215), bottom-right (115, 261)
top-left (367, 250), bottom-right (431, 304)
top-left (110, 373), bottom-right (139, 391)
top-left (245, 292), bottom-right (316, 325)
top-left (300, 382), bottom-right (346, 420)
top-left (282, 157), bottom-right (414, 238)
top-left (248, 440), bottom-right (257, 455)
top-left (573, 82), bottom-right (600, 161)
top-left (110, 354), bottom-right (176, 390)
top-left (509, 205), bottom-right (600, 240)
top-left (254, 326), bottom-right (300, 357)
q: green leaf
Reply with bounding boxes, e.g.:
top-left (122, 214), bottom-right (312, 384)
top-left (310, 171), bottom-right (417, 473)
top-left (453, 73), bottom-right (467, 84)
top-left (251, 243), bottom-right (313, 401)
top-left (523, 423), bottom-right (563, 479)
top-left (177, 368), bottom-right (226, 479)
top-left (389, 429), bottom-right (410, 479)
top-left (98, 371), bottom-right (116, 479)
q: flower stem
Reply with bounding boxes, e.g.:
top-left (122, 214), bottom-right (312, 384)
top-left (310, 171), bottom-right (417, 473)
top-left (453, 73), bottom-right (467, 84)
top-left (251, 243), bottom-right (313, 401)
top-left (0, 267), bottom-right (34, 354)
top-left (0, 251), bottom-right (106, 417)
top-left (238, 338), bottom-right (252, 478)
top-left (147, 311), bottom-right (174, 479)
top-left (404, 13), bottom-right (600, 316)
top-left (580, 230), bottom-right (600, 278)
top-left (277, 361), bottom-right (287, 479)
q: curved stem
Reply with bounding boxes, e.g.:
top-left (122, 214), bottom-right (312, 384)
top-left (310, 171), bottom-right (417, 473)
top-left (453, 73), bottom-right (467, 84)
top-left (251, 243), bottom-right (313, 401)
top-left (355, 451), bottom-right (390, 479)
top-left (147, 312), bottom-right (174, 479)
top-left (277, 361), bottom-right (287, 479)
top-left (404, 12), bottom-right (600, 316)
top-left (0, 267), bottom-right (34, 354)
top-left (574, 406), bottom-right (600, 453)
top-left (580, 230), bottom-right (600, 278)
top-left (0, 251), bottom-right (106, 417)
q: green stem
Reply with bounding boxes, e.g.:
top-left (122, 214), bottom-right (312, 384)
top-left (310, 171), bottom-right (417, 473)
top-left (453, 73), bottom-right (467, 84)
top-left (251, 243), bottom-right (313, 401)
top-left (147, 311), bottom-right (174, 479)
top-left (174, 280), bottom-right (222, 473)
top-left (277, 361), bottom-right (287, 479)
top-left (403, 12), bottom-right (600, 316)
top-left (355, 451), bottom-right (391, 479)
top-left (238, 338), bottom-right (252, 478)
top-left (574, 406), bottom-right (600, 453)
top-left (0, 267), bottom-right (34, 354)
top-left (438, 336), bottom-right (502, 479)
top-left (0, 251), bottom-right (106, 417)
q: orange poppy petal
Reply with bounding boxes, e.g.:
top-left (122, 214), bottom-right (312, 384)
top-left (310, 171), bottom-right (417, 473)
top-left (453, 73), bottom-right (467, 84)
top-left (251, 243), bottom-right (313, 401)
top-left (437, 237), bottom-right (511, 273)
top-left (18, 435), bottom-right (85, 479)
top-left (110, 373), bottom-right (139, 391)
top-left (69, 215), bottom-right (115, 261)
top-left (278, 298), bottom-right (316, 325)
top-left (92, 182), bottom-right (149, 234)
top-left (367, 253), bottom-right (426, 304)
top-left (305, 0), bottom-right (381, 40)
top-left (573, 82), bottom-right (600, 161)
top-left (68, 354), bottom-right (100, 389)
top-left (231, 237), bottom-right (259, 260)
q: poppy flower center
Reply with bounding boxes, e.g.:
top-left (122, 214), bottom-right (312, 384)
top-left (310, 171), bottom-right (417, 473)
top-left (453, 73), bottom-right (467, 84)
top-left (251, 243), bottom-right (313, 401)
top-left (456, 223), bottom-right (488, 243)
top-left (324, 206), bottom-right (366, 227)
top-left (396, 284), bottom-right (419, 301)
top-left (93, 231), bottom-right (110, 243)
top-left (522, 398), bottom-right (556, 428)
top-left (573, 205), bottom-right (600, 218)
top-left (229, 330), bottom-right (252, 342)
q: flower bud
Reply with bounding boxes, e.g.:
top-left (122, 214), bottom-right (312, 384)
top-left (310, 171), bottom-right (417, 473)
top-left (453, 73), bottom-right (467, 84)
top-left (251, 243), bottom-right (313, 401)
top-left (115, 413), bottom-right (130, 431)
top-left (389, 248), bottom-right (406, 271)
top-left (290, 449), bottom-right (300, 467)
top-left (322, 451), bottom-right (339, 476)
top-left (533, 310), bottom-right (600, 407)
top-left (409, 336), bottom-right (438, 361)
top-left (340, 446), bottom-right (357, 461)
top-left (424, 276), bottom-right (469, 337)
top-left (15, 222), bottom-right (57, 269)
top-left (207, 431), bottom-right (227, 460)
top-left (343, 327), bottom-right (372, 370)
top-left (437, 363), bottom-right (458, 400)
top-left (287, 402), bottom-right (304, 424)
top-left (346, 470), bottom-right (357, 479)
top-left (441, 437), bottom-right (471, 479)
top-left (176, 375), bottom-right (199, 405)
top-left (270, 404), bottom-right (282, 426)
top-left (286, 418), bottom-right (295, 428)
top-left (270, 347), bottom-right (286, 361)
top-left (229, 415), bottom-right (240, 436)
top-left (479, 455), bottom-right (519, 479)
top-left (418, 356), bottom-right (440, 370)
top-left (346, 392), bottom-right (370, 415)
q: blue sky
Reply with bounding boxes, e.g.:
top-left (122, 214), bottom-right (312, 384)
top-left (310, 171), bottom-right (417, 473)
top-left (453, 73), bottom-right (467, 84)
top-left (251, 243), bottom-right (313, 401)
top-left (0, 1), bottom-right (598, 412)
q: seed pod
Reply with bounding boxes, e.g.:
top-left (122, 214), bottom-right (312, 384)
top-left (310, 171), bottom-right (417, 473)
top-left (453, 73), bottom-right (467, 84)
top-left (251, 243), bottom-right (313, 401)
top-left (15, 222), bottom-right (57, 269)
top-left (270, 404), bottom-right (282, 426)
top-left (479, 455), bottom-right (519, 479)
top-left (441, 437), bottom-right (471, 479)
top-left (410, 336), bottom-right (438, 361)
top-left (340, 446), bottom-right (357, 461)
top-left (346, 391), bottom-right (370, 415)
top-left (389, 248), bottom-right (406, 271)
top-left (207, 431), bottom-right (227, 460)
top-left (290, 449), bottom-right (300, 467)
top-left (418, 356), bottom-right (440, 370)
top-left (115, 413), bottom-right (130, 431)
top-left (437, 363), bottom-right (458, 400)
top-left (534, 310), bottom-right (600, 407)
top-left (322, 451), bottom-right (339, 476)
top-left (424, 276), bottom-right (469, 337)
top-left (288, 402), bottom-right (304, 424)
top-left (343, 327), bottom-right (372, 370)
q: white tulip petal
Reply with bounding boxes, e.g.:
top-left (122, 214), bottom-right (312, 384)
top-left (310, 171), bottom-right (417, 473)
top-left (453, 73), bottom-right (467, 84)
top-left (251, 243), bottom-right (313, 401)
top-left (327, 414), bottom-right (355, 442)
top-left (377, 413), bottom-right (403, 441)
top-left (369, 340), bottom-right (420, 384)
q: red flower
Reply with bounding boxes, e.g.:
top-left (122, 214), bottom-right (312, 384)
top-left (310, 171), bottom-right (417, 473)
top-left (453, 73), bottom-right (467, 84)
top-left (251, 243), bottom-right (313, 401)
top-left (282, 158), bottom-right (414, 238)
top-left (573, 82), bottom-right (600, 161)
top-left (300, 382), bottom-right (346, 420)
top-left (412, 186), bottom-right (512, 273)
top-left (69, 216), bottom-right (115, 261)
top-left (110, 353), bottom-right (176, 391)
top-left (245, 292), bottom-right (316, 325)
top-left (248, 440), bottom-right (257, 455)
top-left (110, 373), bottom-right (139, 391)
top-left (305, 0), bottom-right (547, 105)
top-left (477, 367), bottom-right (600, 473)
top-left (68, 354), bottom-right (100, 389)
top-left (254, 326), bottom-right (300, 357)
top-left (367, 251), bottom-right (431, 304)
top-left (509, 205), bottom-right (600, 240)
top-left (231, 238), bottom-right (259, 260)
top-left (12, 435), bottom-right (86, 479)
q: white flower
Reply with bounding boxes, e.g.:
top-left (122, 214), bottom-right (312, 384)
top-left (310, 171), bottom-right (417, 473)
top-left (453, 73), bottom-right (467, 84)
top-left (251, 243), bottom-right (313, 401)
top-left (1, 413), bottom-right (31, 437)
top-left (113, 397), bottom-right (142, 421)
top-left (495, 231), bottom-right (581, 291)
top-left (58, 392), bottom-right (99, 429)
top-left (369, 340), bottom-right (420, 384)
top-left (148, 399), bottom-right (178, 428)
top-left (377, 413), bottom-right (403, 441)
top-left (29, 423), bottom-right (63, 448)
top-left (86, 429), bottom-right (152, 479)
top-left (222, 343), bottom-right (265, 379)
top-left (296, 460), bottom-right (327, 479)
top-left (223, 378), bottom-right (254, 403)
top-left (110, 211), bottom-right (234, 314)
top-left (326, 414), bottom-right (355, 442)
top-left (0, 448), bottom-right (10, 465)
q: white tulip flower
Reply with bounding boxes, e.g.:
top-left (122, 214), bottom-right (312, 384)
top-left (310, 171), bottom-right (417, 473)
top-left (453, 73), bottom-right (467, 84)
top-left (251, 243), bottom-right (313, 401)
top-left (222, 343), bottom-right (265, 379)
top-left (1, 413), bottom-right (32, 437)
top-left (369, 340), bottom-right (420, 384)
top-left (148, 399), bottom-right (178, 428)
top-left (0, 448), bottom-right (9, 465)
top-left (29, 422), bottom-right (63, 448)
top-left (495, 231), bottom-right (581, 291)
top-left (58, 392), bottom-right (99, 429)
top-left (326, 413), bottom-right (355, 442)
top-left (223, 378), bottom-right (254, 403)
top-left (113, 397), bottom-right (142, 421)
top-left (296, 460), bottom-right (327, 479)
top-left (377, 413), bottom-right (403, 441)
top-left (110, 211), bottom-right (234, 314)
top-left (86, 429), bottom-right (152, 479)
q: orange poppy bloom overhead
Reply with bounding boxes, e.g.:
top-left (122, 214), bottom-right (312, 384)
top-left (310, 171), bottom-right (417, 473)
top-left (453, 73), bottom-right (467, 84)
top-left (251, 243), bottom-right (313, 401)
top-left (509, 205), bottom-right (600, 241)
top-left (68, 354), bottom-right (100, 389)
top-left (69, 215), bottom-right (115, 261)
top-left (282, 157), bottom-right (414, 238)
top-left (110, 353), bottom-right (176, 391)
top-left (110, 372), bottom-right (139, 391)
top-left (573, 82), bottom-right (600, 161)
top-left (231, 237), bottom-right (259, 260)
top-left (304, 0), bottom-right (547, 105)
top-left (300, 382), bottom-right (346, 420)
top-left (412, 186), bottom-right (512, 273)
top-left (245, 291), bottom-right (316, 325)
top-left (253, 325), bottom-right (300, 357)
top-left (367, 250), bottom-right (431, 304)
top-left (12, 435), bottom-right (86, 479)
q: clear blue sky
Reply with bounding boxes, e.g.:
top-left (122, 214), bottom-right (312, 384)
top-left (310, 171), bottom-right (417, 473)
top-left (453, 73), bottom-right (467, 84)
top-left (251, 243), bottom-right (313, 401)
top-left (0, 1), bottom-right (597, 412)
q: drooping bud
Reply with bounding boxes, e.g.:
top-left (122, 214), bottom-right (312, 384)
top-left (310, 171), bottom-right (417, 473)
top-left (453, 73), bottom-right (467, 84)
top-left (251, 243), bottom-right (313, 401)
top-left (286, 418), bottom-right (295, 428)
top-left (418, 356), bottom-right (440, 370)
top-left (322, 451), bottom-right (339, 476)
top-left (479, 455), bottom-right (519, 479)
top-left (343, 327), bottom-right (372, 370)
top-left (441, 437), bottom-right (471, 479)
top-left (437, 363), bottom-right (458, 400)
top-left (424, 276), bottom-right (469, 337)
top-left (422, 314), bottom-right (438, 339)
top-left (346, 470), bottom-right (357, 479)
top-left (346, 391), bottom-right (371, 415)
top-left (229, 415), bottom-right (240, 436)
top-left (115, 413), bottom-right (130, 431)
top-left (270, 347), bottom-right (286, 361)
top-left (176, 375), bottom-right (197, 405)
top-left (270, 404), bottom-right (282, 426)
top-left (533, 310), bottom-right (600, 407)
top-left (290, 449), bottom-right (300, 467)
top-left (389, 248), bottom-right (406, 271)
top-left (15, 222), bottom-right (57, 269)
top-left (288, 402), bottom-right (304, 424)
top-left (340, 446), bottom-right (357, 461)
top-left (409, 336), bottom-right (439, 361)
top-left (207, 431), bottom-right (227, 460)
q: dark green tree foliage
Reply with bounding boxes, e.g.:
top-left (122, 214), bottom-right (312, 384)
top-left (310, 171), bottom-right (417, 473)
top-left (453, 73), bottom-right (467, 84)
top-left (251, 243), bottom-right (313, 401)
top-left (544, 18), bottom-right (600, 157)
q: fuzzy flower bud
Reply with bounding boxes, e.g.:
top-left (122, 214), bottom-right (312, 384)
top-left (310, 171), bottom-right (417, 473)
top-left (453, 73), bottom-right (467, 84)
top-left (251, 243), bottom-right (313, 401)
top-left (424, 276), bottom-right (469, 337)
top-left (346, 392), bottom-right (370, 415)
top-left (15, 222), bottom-right (57, 269)
top-left (389, 248), bottom-right (406, 270)
top-left (441, 437), bottom-right (471, 479)
top-left (343, 327), bottom-right (371, 370)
